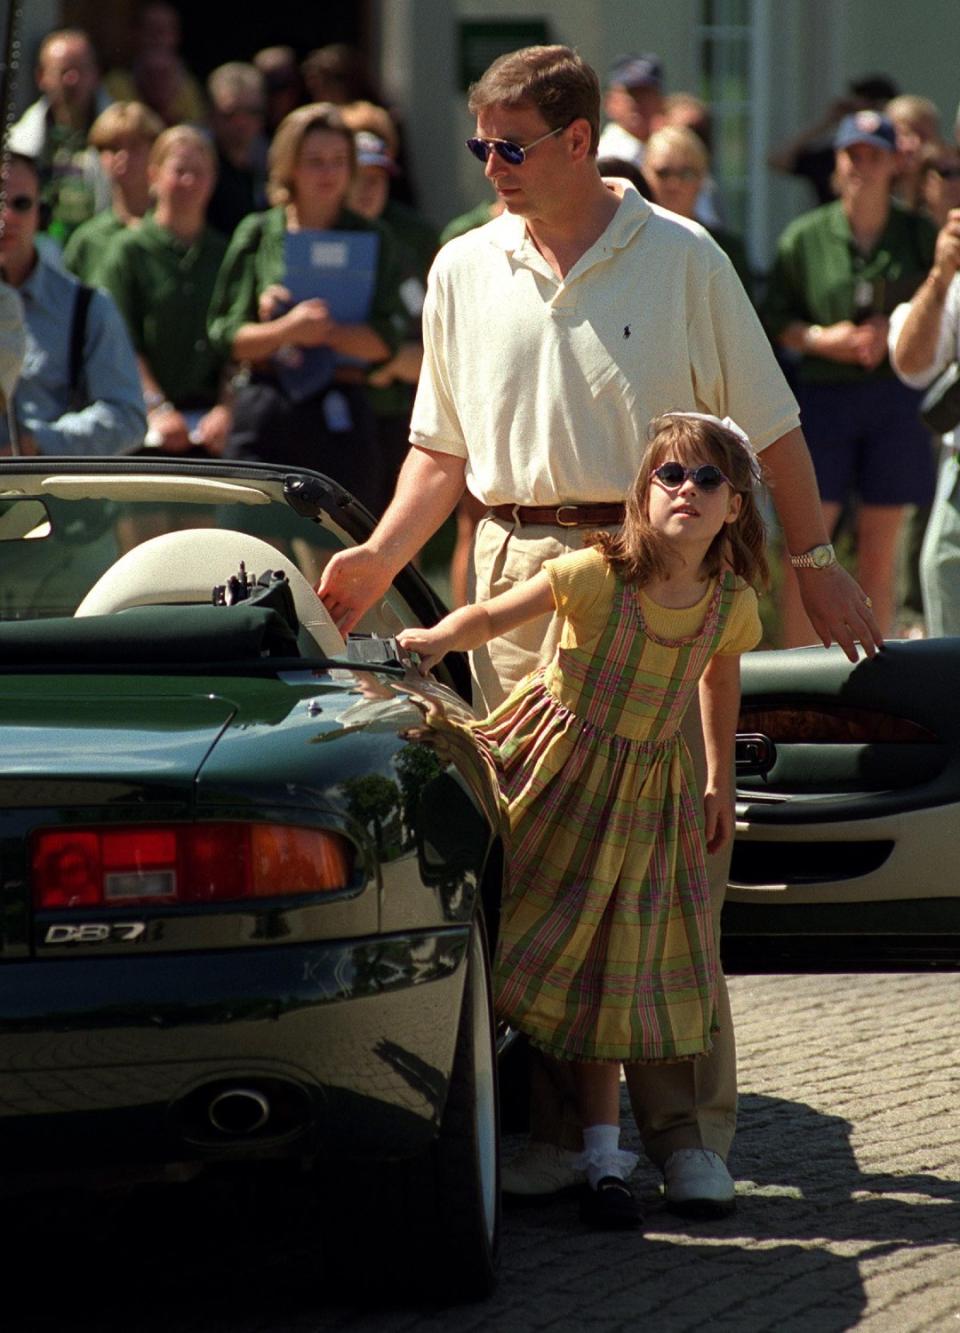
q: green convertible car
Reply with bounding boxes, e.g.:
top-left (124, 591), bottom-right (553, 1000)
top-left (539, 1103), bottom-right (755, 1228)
top-left (0, 456), bottom-right (956, 1297)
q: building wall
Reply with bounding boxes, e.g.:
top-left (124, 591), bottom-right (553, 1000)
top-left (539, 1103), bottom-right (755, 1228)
top-left (378, 0), bottom-right (960, 268)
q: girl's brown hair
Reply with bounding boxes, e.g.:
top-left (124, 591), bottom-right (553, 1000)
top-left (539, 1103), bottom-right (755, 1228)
top-left (587, 413), bottom-right (769, 590)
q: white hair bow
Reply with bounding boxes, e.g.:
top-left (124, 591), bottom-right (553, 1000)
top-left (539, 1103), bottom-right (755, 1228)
top-left (661, 410), bottom-right (755, 453)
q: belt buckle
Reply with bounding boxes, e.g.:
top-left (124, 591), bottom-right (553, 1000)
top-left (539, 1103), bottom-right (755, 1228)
top-left (555, 505), bottom-right (579, 527)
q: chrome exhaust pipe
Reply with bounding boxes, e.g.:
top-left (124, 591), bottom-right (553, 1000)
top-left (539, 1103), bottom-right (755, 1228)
top-left (207, 1087), bottom-right (271, 1135)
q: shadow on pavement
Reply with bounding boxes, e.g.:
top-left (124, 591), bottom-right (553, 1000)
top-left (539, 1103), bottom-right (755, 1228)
top-left (3, 1091), bottom-right (957, 1332)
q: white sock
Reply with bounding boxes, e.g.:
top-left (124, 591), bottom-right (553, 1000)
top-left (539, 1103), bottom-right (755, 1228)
top-left (582, 1123), bottom-right (623, 1189)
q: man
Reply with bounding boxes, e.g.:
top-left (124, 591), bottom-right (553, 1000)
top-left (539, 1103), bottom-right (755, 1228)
top-left (596, 52), bottom-right (664, 168)
top-left (889, 206), bottom-right (960, 634)
top-left (204, 62), bottom-right (269, 238)
top-left (0, 154), bottom-right (145, 456)
top-left (9, 29), bottom-right (111, 244)
top-left (319, 45), bottom-right (879, 1218)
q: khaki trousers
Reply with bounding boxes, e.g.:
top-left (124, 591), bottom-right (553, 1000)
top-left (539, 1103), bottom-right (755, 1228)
top-left (471, 515), bottom-right (737, 1167)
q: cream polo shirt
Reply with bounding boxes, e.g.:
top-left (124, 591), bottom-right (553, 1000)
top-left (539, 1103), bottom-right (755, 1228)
top-left (410, 183), bottom-right (800, 507)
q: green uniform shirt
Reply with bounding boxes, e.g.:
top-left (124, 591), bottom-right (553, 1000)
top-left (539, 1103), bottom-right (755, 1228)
top-left (206, 205), bottom-right (407, 367)
top-left (366, 202), bottom-right (438, 420)
top-left (439, 201), bottom-right (499, 247)
top-left (98, 214), bottom-right (228, 406)
top-left (764, 199), bottom-right (937, 385)
top-left (62, 209), bottom-right (127, 285)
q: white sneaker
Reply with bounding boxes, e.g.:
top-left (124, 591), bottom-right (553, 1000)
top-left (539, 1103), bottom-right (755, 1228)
top-left (663, 1148), bottom-right (736, 1218)
top-left (501, 1141), bottom-right (586, 1196)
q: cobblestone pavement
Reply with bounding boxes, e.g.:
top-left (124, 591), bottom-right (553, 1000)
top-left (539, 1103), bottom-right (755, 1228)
top-left (8, 973), bottom-right (960, 1333)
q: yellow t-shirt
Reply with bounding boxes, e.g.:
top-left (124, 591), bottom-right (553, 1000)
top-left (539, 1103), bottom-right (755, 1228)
top-left (545, 546), bottom-right (762, 656)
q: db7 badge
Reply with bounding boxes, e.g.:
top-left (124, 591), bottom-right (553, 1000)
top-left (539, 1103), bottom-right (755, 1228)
top-left (43, 922), bottom-right (147, 945)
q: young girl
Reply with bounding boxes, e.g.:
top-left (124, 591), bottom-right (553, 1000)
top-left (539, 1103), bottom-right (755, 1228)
top-left (398, 413), bottom-right (767, 1229)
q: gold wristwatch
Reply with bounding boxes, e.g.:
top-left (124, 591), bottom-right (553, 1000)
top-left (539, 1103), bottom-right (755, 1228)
top-left (790, 543), bottom-right (837, 570)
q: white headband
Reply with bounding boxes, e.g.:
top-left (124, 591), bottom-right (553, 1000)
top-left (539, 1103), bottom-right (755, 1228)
top-left (661, 411), bottom-right (754, 453)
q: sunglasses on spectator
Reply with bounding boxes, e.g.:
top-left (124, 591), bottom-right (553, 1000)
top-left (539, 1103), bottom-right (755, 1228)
top-left (465, 124), bottom-right (565, 165)
top-left (932, 165), bottom-right (960, 179)
top-left (650, 166), bottom-right (701, 182)
top-left (653, 462), bottom-right (731, 492)
top-left (3, 194), bottom-right (36, 213)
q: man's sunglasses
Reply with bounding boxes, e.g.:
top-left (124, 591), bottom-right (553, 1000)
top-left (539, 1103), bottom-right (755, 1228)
top-left (653, 462), bottom-right (731, 492)
top-left (465, 124), bottom-right (564, 165)
top-left (933, 165), bottom-right (960, 180)
top-left (3, 194), bottom-right (36, 214)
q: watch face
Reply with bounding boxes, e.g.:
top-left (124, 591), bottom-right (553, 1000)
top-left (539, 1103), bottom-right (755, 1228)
top-left (813, 545), bottom-right (833, 568)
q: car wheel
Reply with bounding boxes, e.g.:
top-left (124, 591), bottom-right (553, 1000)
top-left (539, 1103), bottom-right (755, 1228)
top-left (320, 919), bottom-right (500, 1301)
top-left (428, 918), bottom-right (500, 1296)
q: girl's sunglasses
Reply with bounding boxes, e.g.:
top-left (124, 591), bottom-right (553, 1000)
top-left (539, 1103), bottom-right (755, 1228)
top-left (653, 462), bottom-right (731, 492)
top-left (465, 124), bottom-right (564, 166)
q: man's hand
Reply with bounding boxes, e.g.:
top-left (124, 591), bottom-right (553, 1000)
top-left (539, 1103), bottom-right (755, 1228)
top-left (317, 544), bottom-right (394, 634)
top-left (796, 562), bottom-right (882, 661)
top-left (147, 405), bottom-right (192, 453)
top-left (812, 320), bottom-right (887, 367)
top-left (194, 403), bottom-right (231, 455)
top-left (933, 209), bottom-right (960, 281)
top-left (856, 314), bottom-right (890, 370)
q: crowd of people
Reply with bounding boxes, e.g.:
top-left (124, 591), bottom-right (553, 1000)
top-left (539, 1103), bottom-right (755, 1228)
top-left (3, 15), bottom-right (959, 642)
top-left (5, 16), bottom-right (958, 1235)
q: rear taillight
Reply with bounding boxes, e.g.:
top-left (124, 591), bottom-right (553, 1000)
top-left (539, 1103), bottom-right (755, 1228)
top-left (32, 824), bottom-right (353, 909)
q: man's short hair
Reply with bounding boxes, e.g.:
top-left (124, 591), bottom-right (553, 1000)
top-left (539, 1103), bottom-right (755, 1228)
top-left (467, 45), bottom-right (600, 155)
top-left (89, 101), bottom-right (164, 151)
top-left (207, 62), bottom-right (265, 111)
top-left (267, 103), bottom-right (355, 207)
top-left (37, 27), bottom-right (98, 70)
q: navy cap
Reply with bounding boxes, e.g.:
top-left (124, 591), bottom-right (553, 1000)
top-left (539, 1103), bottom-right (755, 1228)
top-left (608, 53), bottom-right (663, 91)
top-left (834, 110), bottom-right (897, 153)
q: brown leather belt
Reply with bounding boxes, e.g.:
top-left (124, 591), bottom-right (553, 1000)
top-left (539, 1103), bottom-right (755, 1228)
top-left (487, 502), bottom-right (625, 527)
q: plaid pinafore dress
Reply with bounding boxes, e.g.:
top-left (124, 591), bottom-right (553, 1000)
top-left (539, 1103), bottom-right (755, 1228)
top-left (480, 566), bottom-right (738, 1064)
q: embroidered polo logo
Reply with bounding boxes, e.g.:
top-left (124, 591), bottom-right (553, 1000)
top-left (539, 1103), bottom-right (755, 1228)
top-left (623, 325), bottom-right (631, 338)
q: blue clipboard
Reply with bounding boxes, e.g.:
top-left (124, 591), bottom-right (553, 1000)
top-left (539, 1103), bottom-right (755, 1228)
top-left (274, 229), bottom-right (379, 403)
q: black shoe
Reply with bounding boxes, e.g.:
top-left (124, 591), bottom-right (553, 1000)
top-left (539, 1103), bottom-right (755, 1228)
top-left (579, 1176), bottom-right (643, 1230)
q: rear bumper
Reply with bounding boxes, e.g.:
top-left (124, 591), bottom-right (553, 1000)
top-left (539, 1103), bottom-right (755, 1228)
top-left (0, 928), bottom-right (469, 1171)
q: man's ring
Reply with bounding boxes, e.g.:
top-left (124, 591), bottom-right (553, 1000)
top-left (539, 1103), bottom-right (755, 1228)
top-left (864, 596), bottom-right (873, 609)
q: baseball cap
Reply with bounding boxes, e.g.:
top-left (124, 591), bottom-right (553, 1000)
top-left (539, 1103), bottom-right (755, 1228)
top-left (608, 53), bottom-right (663, 92)
top-left (834, 110), bottom-right (897, 153)
top-left (354, 130), bottom-right (396, 172)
